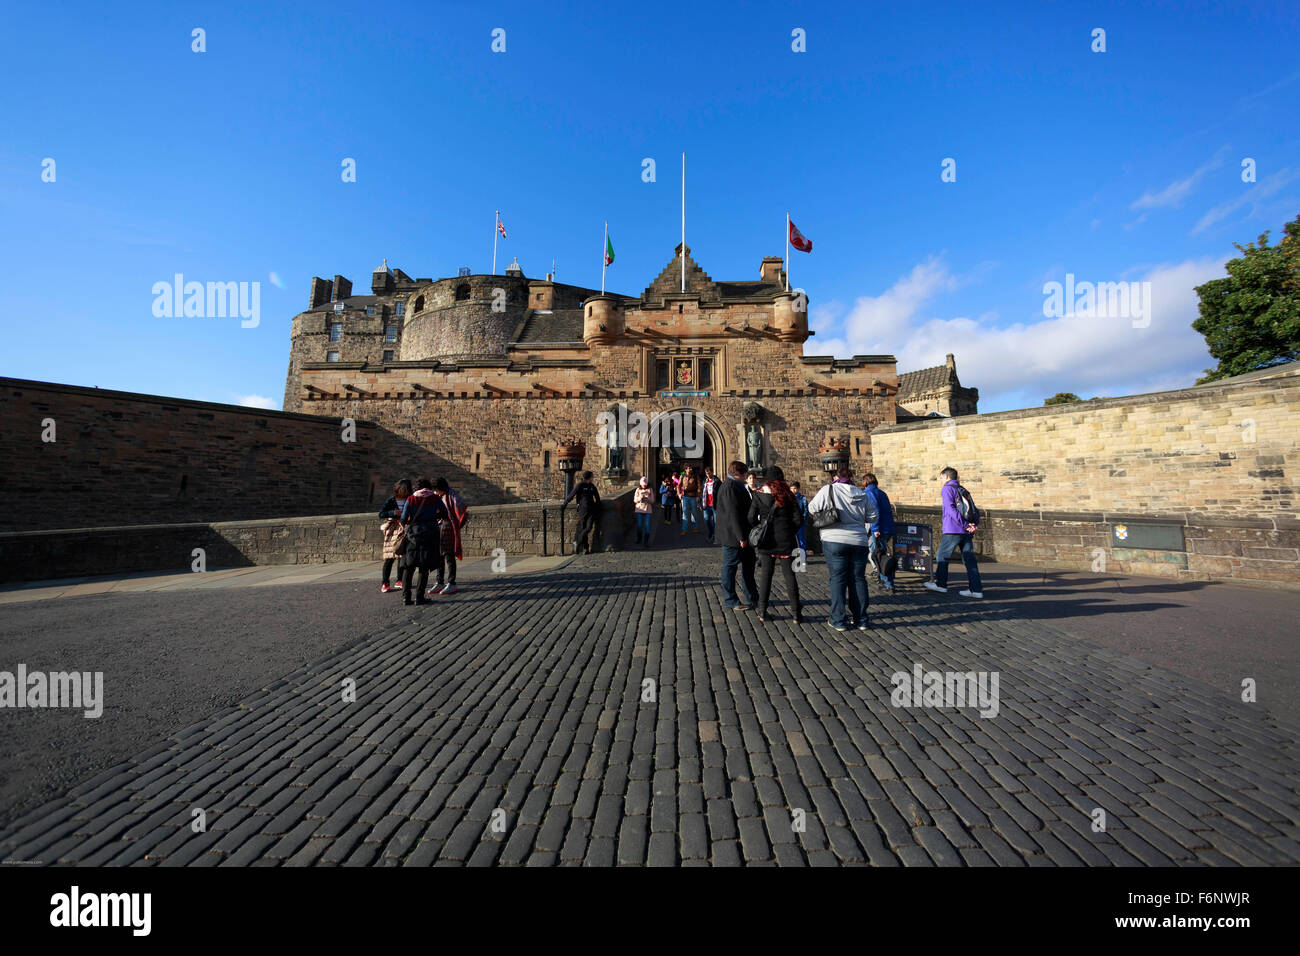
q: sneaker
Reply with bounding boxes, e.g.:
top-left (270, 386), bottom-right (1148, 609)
top-left (734, 604), bottom-right (752, 611)
top-left (829, 622), bottom-right (847, 632)
top-left (959, 590), bottom-right (983, 599)
top-left (857, 620), bottom-right (871, 631)
top-left (381, 584), bottom-right (392, 593)
top-left (924, 582), bottom-right (948, 594)
top-left (442, 584), bottom-right (459, 595)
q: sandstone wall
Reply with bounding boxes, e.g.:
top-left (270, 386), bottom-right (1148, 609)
top-left (872, 369), bottom-right (1300, 586)
top-left (0, 495), bottom-right (636, 583)
top-left (0, 378), bottom-right (384, 532)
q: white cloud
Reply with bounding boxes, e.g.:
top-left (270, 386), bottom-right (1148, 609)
top-left (1191, 167), bottom-right (1300, 235)
top-left (809, 255), bottom-right (1227, 412)
top-left (1130, 152), bottom-right (1225, 211)
top-left (236, 394), bottom-right (278, 409)
top-left (809, 257), bottom-right (963, 355)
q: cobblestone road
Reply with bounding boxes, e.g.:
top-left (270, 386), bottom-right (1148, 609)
top-left (3, 544), bottom-right (1298, 866)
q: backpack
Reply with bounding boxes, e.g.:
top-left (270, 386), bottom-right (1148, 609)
top-left (955, 485), bottom-right (980, 524)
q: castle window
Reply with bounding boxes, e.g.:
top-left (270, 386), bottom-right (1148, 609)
top-left (327, 351), bottom-right (340, 362)
top-left (655, 360), bottom-right (670, 391)
top-left (365, 306), bottom-right (375, 316)
top-left (329, 322), bottom-right (342, 342)
top-left (455, 283), bottom-right (471, 301)
top-left (413, 296), bottom-right (425, 312)
top-left (698, 358), bottom-right (713, 389)
top-left (385, 325), bottom-right (398, 343)
top-left (383, 350), bottom-right (394, 362)
top-left (395, 301), bottom-right (405, 316)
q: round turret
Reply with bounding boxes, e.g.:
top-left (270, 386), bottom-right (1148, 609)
top-left (583, 294), bottom-right (624, 346)
top-left (773, 289), bottom-right (808, 342)
top-left (399, 274), bottom-right (531, 361)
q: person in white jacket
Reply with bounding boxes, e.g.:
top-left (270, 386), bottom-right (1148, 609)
top-left (807, 467), bottom-right (878, 632)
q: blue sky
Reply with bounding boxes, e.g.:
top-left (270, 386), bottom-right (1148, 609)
top-left (2, 0), bottom-right (1297, 412)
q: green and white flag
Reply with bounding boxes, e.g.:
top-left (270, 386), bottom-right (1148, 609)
top-left (604, 234), bottom-right (615, 266)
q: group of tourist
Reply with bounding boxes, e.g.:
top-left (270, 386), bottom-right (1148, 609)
top-left (713, 461), bottom-right (982, 630)
top-left (383, 460), bottom-right (983, 624)
top-left (378, 477), bottom-right (469, 606)
top-left (654, 465), bottom-right (713, 539)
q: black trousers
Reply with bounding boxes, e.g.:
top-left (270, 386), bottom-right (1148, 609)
top-left (575, 511), bottom-right (598, 554)
top-left (403, 563), bottom-right (429, 600)
top-left (382, 557), bottom-right (401, 586)
top-left (436, 551), bottom-right (456, 587)
top-left (757, 553), bottom-right (801, 618)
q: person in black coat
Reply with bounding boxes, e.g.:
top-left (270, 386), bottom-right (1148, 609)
top-left (562, 470), bottom-right (602, 554)
top-left (747, 466), bottom-right (804, 623)
top-left (401, 477), bottom-right (449, 605)
top-left (714, 460), bottom-right (758, 610)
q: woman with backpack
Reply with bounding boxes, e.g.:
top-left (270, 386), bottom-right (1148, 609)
top-left (806, 467), bottom-right (878, 632)
top-left (378, 478), bottom-right (412, 593)
top-left (746, 466), bottom-right (804, 623)
top-left (400, 476), bottom-right (448, 606)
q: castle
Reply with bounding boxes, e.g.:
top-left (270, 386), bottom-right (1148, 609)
top-left (282, 246), bottom-right (978, 502)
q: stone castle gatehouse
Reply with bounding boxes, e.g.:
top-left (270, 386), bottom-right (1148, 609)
top-left (283, 247), bottom-right (977, 502)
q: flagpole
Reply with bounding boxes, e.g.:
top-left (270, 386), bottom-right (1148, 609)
top-left (602, 221), bottom-right (608, 295)
top-left (681, 153), bottom-right (686, 293)
top-left (785, 212), bottom-right (790, 292)
top-left (493, 211), bottom-right (499, 275)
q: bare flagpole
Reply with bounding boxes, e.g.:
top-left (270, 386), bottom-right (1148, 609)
top-left (602, 221), bottom-right (608, 295)
top-left (493, 210), bottom-right (499, 275)
top-left (681, 153), bottom-right (686, 293)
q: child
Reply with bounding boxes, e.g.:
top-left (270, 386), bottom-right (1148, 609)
top-left (659, 475), bottom-right (678, 526)
top-left (379, 479), bottom-right (412, 592)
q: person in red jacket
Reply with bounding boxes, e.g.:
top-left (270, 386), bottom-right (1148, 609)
top-left (430, 477), bottom-right (469, 596)
top-left (701, 466), bottom-right (718, 542)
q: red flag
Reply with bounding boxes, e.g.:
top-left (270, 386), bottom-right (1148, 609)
top-left (497, 215), bottom-right (507, 239)
top-left (789, 219), bottom-right (812, 253)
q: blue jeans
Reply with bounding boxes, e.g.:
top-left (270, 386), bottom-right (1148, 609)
top-left (702, 505), bottom-right (716, 539)
top-left (635, 512), bottom-right (652, 540)
top-left (681, 496), bottom-right (699, 532)
top-left (822, 541), bottom-right (870, 628)
top-left (720, 545), bottom-right (757, 608)
top-left (935, 533), bottom-right (983, 591)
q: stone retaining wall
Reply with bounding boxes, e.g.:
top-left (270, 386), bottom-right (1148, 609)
top-left (0, 492), bottom-right (636, 584)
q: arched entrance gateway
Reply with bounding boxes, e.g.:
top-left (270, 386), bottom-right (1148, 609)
top-left (645, 408), bottom-right (724, 485)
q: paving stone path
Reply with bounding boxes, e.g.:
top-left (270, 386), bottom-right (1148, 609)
top-left (3, 545), bottom-right (1298, 866)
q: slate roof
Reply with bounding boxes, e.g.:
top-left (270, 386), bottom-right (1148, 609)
top-left (716, 280), bottom-right (784, 300)
top-left (897, 363), bottom-right (956, 398)
top-left (512, 309), bottom-right (585, 344)
top-left (306, 295), bottom-right (381, 314)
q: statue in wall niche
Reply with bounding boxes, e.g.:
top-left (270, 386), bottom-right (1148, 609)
top-left (745, 423), bottom-right (763, 471)
top-left (603, 404), bottom-right (627, 477)
top-left (742, 402), bottom-right (766, 471)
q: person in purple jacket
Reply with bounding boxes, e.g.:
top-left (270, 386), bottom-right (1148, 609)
top-left (924, 467), bottom-right (984, 598)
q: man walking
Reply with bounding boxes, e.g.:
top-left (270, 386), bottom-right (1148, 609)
top-left (680, 466), bottom-right (702, 534)
top-left (925, 467), bottom-right (983, 598)
top-left (862, 473), bottom-right (896, 591)
top-left (714, 460), bottom-right (758, 610)
top-left (563, 470), bottom-right (602, 555)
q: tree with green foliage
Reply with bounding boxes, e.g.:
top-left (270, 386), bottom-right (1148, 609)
top-left (1193, 212), bottom-right (1300, 383)
top-left (1043, 392), bottom-right (1082, 405)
